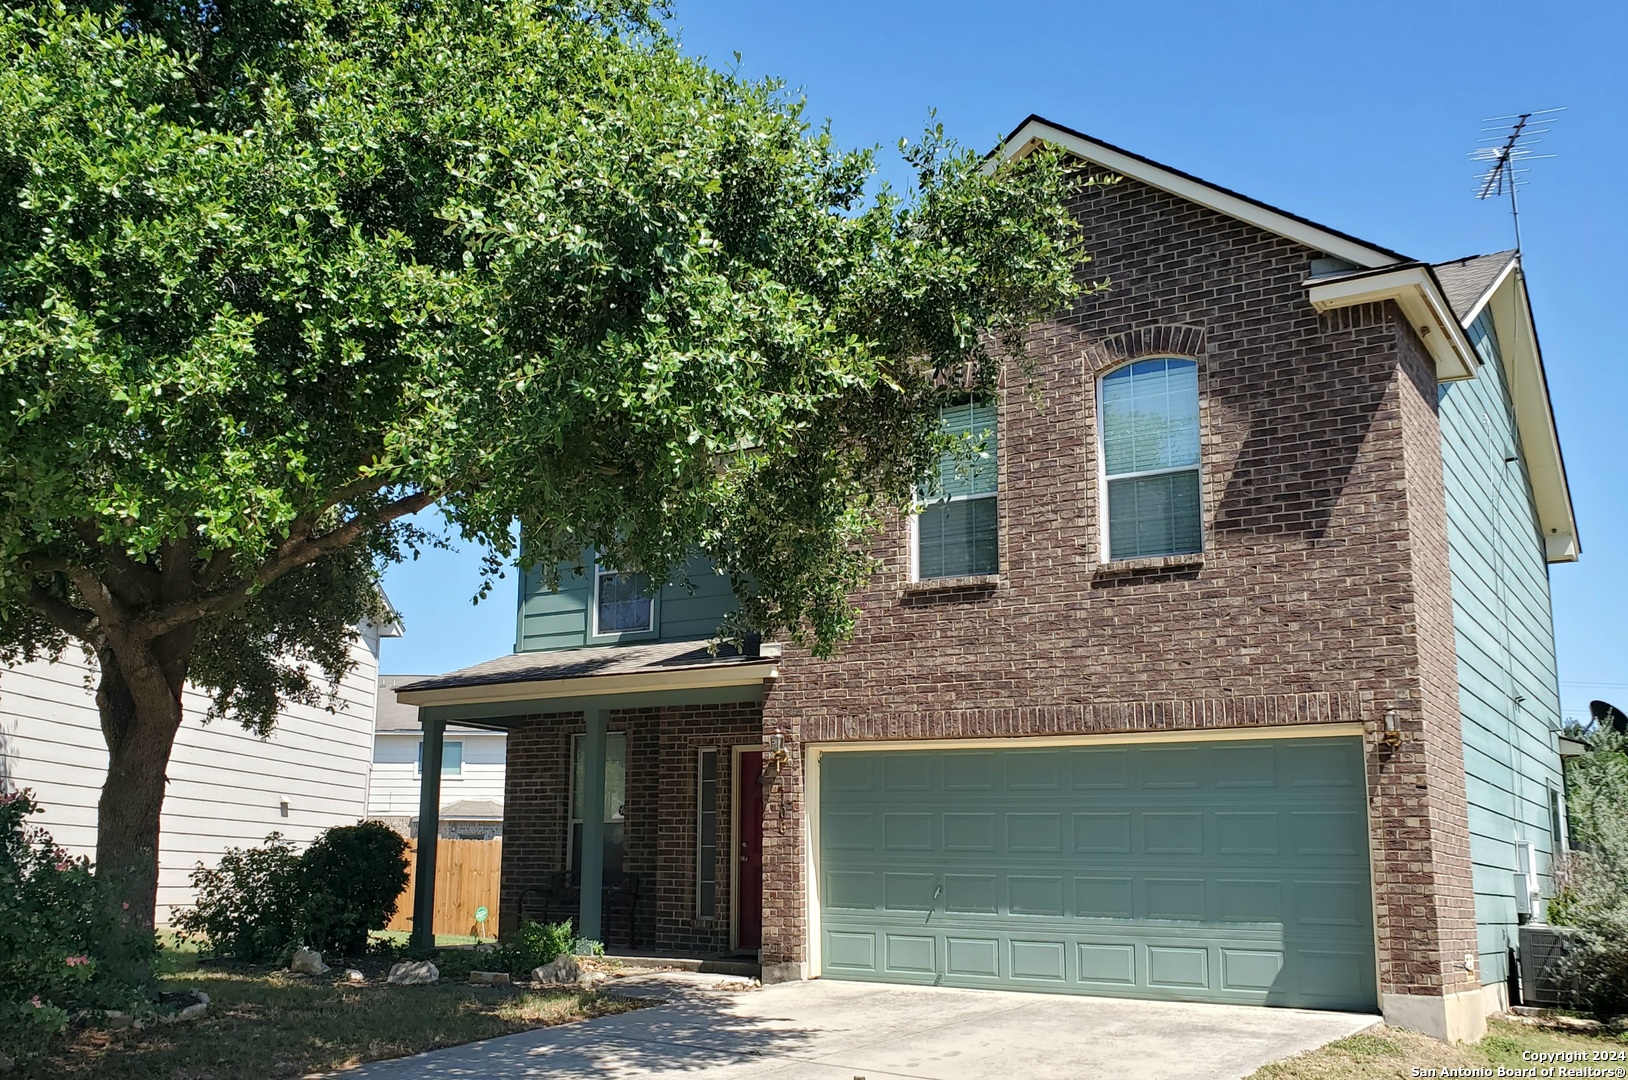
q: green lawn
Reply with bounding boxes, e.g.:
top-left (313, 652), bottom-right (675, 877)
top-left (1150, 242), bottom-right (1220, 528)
top-left (35, 943), bottom-right (641, 1080)
top-left (1247, 1017), bottom-right (1628, 1079)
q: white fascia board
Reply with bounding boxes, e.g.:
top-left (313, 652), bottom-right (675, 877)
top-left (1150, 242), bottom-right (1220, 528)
top-left (1485, 269), bottom-right (1578, 563)
top-left (1452, 256), bottom-right (1520, 329)
top-left (394, 660), bottom-right (780, 708)
top-left (1305, 267), bottom-right (1477, 382)
top-left (998, 119), bottom-right (1404, 270)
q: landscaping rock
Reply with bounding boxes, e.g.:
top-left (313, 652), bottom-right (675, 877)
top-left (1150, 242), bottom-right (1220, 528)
top-left (290, 947), bottom-right (330, 976)
top-left (346, 969), bottom-right (366, 984)
top-left (575, 970), bottom-right (609, 990)
top-left (387, 960), bottom-right (439, 986)
top-left (104, 1010), bottom-right (135, 1030)
top-left (531, 955), bottom-right (580, 986)
top-left (160, 1002), bottom-right (208, 1024)
top-left (468, 971), bottom-right (511, 986)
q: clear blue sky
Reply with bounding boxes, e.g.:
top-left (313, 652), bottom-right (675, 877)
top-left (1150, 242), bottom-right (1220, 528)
top-left (380, 1), bottom-right (1626, 727)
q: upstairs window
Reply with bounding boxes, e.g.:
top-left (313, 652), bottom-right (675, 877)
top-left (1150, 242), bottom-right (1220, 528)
top-left (593, 561), bottom-right (654, 637)
top-left (1100, 358), bottom-right (1202, 560)
top-left (914, 400), bottom-right (999, 580)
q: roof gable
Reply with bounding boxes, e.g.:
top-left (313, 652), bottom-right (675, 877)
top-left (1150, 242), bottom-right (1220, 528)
top-left (999, 115), bottom-right (1410, 268)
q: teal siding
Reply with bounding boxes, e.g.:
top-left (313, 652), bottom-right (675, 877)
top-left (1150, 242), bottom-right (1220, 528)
top-left (515, 550), bottom-right (738, 652)
top-left (1439, 310), bottom-right (1565, 987)
top-left (818, 739), bottom-right (1376, 1010)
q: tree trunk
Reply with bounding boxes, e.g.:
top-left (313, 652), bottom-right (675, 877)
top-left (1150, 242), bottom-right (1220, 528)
top-left (93, 641), bottom-right (189, 933)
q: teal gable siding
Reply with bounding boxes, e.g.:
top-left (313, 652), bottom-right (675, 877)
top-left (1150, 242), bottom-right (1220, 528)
top-left (1439, 309), bottom-right (1565, 987)
top-left (515, 551), bottom-right (738, 652)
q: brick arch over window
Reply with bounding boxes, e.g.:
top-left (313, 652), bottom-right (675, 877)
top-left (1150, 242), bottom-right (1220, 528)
top-left (1083, 324), bottom-right (1207, 374)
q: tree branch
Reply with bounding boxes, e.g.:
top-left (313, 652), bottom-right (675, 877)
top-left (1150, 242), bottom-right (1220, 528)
top-left (17, 553), bottom-right (73, 575)
top-left (133, 490), bottom-right (438, 641)
top-left (27, 581), bottom-right (100, 642)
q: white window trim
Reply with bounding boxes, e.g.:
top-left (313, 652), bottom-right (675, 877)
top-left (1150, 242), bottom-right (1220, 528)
top-left (590, 558), bottom-right (656, 639)
top-left (1095, 359), bottom-right (1206, 563)
top-left (910, 490), bottom-right (999, 583)
top-left (416, 739), bottom-right (463, 778)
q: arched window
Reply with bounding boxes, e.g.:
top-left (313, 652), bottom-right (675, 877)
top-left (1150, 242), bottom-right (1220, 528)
top-left (1099, 358), bottom-right (1202, 560)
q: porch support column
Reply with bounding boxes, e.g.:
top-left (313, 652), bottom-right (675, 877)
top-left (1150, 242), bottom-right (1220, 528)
top-left (410, 716), bottom-right (445, 952)
top-left (577, 707), bottom-right (608, 944)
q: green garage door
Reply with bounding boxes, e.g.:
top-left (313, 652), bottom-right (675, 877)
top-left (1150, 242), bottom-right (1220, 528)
top-left (817, 738), bottom-right (1375, 1011)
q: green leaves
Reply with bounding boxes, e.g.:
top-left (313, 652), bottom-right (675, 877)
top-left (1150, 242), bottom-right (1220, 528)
top-left (0, 0), bottom-right (1081, 690)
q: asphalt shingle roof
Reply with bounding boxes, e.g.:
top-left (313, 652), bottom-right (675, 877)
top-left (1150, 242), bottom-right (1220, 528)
top-left (1432, 250), bottom-right (1517, 323)
top-left (395, 639), bottom-right (772, 695)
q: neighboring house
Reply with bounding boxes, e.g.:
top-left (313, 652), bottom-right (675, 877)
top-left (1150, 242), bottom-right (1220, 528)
top-left (368, 674), bottom-right (507, 840)
top-left (0, 625), bottom-right (395, 922)
top-left (395, 116), bottom-right (1578, 1043)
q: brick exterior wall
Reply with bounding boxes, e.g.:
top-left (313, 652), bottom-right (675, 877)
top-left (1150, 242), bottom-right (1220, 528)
top-left (755, 170), bottom-right (1480, 1002)
top-left (499, 702), bottom-right (763, 953)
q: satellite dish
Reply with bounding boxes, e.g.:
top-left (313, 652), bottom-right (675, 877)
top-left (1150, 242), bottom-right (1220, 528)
top-left (1590, 700), bottom-right (1628, 735)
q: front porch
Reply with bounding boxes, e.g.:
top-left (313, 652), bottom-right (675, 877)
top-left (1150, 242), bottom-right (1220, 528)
top-left (395, 640), bottom-right (780, 958)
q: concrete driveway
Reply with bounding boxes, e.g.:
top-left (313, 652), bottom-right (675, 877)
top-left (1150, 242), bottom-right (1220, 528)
top-left (330, 973), bottom-right (1378, 1080)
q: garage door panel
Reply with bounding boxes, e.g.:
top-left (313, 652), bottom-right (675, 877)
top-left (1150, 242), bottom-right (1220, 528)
top-left (1009, 875), bottom-right (1066, 916)
top-left (882, 873), bottom-right (937, 912)
top-left (1147, 945), bottom-right (1209, 988)
top-left (884, 934), bottom-right (936, 975)
top-left (1145, 877), bottom-right (1207, 920)
top-left (1073, 812), bottom-right (1133, 853)
top-left (1221, 948), bottom-right (1285, 992)
top-left (883, 812), bottom-right (934, 851)
top-left (1071, 748), bottom-right (1134, 790)
top-left (1216, 812), bottom-right (1281, 855)
top-left (944, 812), bottom-right (997, 851)
top-left (1143, 812), bottom-right (1204, 854)
top-left (818, 738), bottom-right (1375, 1010)
top-left (1077, 941), bottom-right (1138, 985)
top-left (1011, 939), bottom-right (1068, 981)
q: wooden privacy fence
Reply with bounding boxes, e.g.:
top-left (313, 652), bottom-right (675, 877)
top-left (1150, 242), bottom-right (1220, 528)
top-left (385, 838), bottom-right (502, 938)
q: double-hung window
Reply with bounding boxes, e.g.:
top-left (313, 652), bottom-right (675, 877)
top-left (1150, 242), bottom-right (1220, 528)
top-left (1099, 358), bottom-right (1202, 560)
top-left (914, 400), bottom-right (999, 580)
top-left (593, 561), bottom-right (654, 638)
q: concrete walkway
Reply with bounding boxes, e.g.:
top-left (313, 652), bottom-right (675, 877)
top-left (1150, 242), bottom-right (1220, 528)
top-left (328, 972), bottom-right (1378, 1079)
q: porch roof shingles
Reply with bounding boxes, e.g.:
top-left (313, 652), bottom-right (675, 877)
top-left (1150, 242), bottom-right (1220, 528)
top-left (396, 638), bottom-right (772, 695)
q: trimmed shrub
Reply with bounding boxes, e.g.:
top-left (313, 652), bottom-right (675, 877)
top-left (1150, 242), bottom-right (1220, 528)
top-left (298, 822), bottom-right (410, 956)
top-left (173, 833), bottom-right (304, 962)
top-left (0, 790), bottom-right (152, 1064)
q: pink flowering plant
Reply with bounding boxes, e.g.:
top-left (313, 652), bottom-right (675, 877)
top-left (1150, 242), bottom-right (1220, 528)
top-left (1, 790), bottom-right (152, 1063)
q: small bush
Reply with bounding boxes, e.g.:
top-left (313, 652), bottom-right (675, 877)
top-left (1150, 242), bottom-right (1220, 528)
top-left (0, 790), bottom-right (152, 1064)
top-left (174, 821), bottom-right (408, 962)
top-left (298, 822), bottom-right (409, 957)
top-left (173, 834), bottom-right (303, 962)
top-left (1554, 732), bottom-right (1628, 1016)
top-left (489, 920), bottom-right (575, 975)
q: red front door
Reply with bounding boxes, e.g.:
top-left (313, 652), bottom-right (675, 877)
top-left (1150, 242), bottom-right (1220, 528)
top-left (736, 751), bottom-right (765, 951)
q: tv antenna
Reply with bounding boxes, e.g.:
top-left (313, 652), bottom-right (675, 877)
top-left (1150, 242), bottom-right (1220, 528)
top-left (1472, 108), bottom-right (1563, 252)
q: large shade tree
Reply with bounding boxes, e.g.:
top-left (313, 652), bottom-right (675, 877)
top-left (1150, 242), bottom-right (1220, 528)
top-left (0, 0), bottom-right (1082, 930)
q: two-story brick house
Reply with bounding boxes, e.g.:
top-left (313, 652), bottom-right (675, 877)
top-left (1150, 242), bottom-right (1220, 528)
top-left (395, 116), bottom-right (1578, 1042)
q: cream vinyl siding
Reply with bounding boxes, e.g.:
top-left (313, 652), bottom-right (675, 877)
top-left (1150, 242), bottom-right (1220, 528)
top-left (0, 631), bottom-right (381, 923)
top-left (367, 731), bottom-right (507, 818)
